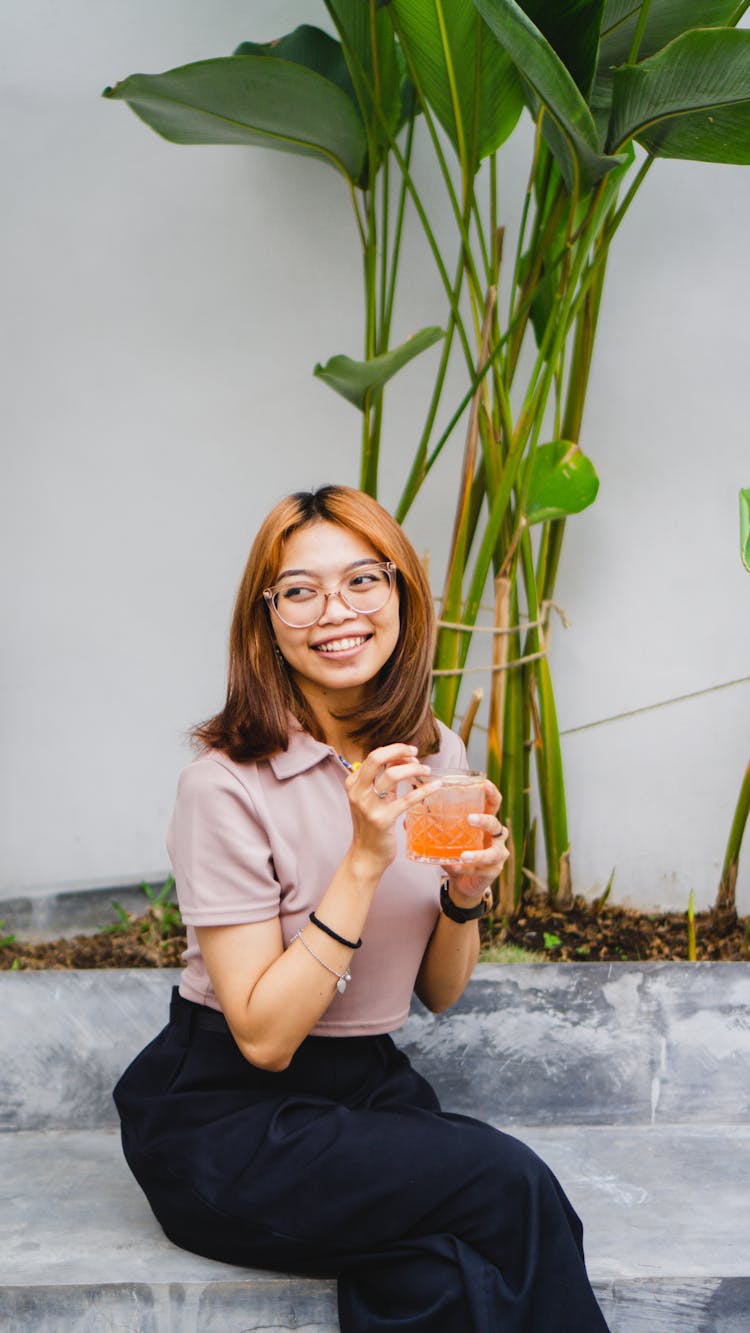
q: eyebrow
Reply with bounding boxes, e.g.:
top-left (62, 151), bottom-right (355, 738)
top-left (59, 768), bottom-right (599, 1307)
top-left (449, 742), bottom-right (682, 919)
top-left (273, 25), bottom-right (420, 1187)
top-left (275, 558), bottom-right (381, 582)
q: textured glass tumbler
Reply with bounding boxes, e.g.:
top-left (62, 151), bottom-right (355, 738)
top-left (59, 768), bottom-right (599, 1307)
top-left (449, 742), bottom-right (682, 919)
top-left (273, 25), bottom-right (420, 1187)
top-left (405, 771), bottom-right (486, 863)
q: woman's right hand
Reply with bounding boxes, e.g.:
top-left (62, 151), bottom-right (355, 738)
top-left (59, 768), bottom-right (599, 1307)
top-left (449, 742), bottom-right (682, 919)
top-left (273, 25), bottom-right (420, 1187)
top-left (344, 743), bottom-right (440, 873)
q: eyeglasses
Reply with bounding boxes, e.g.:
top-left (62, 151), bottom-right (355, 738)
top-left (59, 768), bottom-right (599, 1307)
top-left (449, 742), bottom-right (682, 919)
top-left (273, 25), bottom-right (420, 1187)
top-left (263, 562), bottom-right (397, 629)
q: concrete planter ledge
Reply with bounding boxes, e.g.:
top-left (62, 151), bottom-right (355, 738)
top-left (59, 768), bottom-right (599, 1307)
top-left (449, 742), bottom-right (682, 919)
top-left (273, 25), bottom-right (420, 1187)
top-left (2, 963), bottom-right (749, 1331)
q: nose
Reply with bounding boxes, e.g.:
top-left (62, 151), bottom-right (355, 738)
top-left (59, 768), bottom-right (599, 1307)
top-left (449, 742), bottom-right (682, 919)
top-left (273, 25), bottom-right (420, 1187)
top-left (318, 590), bottom-right (357, 624)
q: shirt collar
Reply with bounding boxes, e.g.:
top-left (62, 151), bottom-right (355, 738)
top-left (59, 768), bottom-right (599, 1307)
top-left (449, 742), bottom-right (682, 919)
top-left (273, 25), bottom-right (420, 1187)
top-left (268, 724), bottom-right (336, 780)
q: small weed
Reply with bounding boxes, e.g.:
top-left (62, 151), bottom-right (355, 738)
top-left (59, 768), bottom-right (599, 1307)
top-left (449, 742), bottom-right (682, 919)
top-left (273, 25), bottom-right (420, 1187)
top-left (0, 920), bottom-right (16, 949)
top-left (480, 941), bottom-right (545, 964)
top-left (141, 878), bottom-right (181, 936)
top-left (574, 944), bottom-right (590, 957)
top-left (687, 890), bottom-right (697, 962)
top-left (103, 901), bottom-right (133, 935)
top-left (593, 869), bottom-right (615, 913)
top-left (103, 878), bottom-right (180, 951)
top-left (543, 932), bottom-right (562, 951)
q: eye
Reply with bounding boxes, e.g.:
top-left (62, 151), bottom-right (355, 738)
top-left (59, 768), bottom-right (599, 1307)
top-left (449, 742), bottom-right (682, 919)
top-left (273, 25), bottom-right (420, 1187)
top-left (279, 584), bottom-right (318, 602)
top-left (347, 568), bottom-right (387, 590)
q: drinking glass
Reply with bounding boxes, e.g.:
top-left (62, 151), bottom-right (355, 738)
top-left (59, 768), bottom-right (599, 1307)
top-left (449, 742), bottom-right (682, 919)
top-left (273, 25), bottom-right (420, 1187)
top-left (405, 771), bottom-right (486, 863)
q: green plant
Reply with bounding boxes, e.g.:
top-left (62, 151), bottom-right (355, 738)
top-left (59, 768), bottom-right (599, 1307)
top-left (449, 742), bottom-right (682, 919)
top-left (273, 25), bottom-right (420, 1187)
top-left (687, 889), bottom-right (696, 961)
top-left (105, 2), bottom-right (750, 911)
top-left (0, 920), bottom-right (16, 949)
top-left (104, 878), bottom-right (181, 949)
top-left (140, 877), bottom-right (181, 933)
top-left (104, 901), bottom-right (133, 935)
top-left (542, 930), bottom-right (562, 951)
top-left (715, 488), bottom-right (750, 915)
top-left (593, 868), bottom-right (614, 912)
top-left (480, 940), bottom-right (545, 962)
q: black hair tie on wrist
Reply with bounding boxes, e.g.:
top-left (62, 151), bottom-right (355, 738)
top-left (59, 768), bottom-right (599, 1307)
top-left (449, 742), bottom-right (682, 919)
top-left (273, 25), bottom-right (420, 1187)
top-left (309, 911), bottom-right (362, 950)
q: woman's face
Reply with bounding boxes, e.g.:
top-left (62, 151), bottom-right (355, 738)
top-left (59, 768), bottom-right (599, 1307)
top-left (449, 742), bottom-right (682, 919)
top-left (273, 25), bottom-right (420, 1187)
top-left (268, 520), bottom-right (401, 709)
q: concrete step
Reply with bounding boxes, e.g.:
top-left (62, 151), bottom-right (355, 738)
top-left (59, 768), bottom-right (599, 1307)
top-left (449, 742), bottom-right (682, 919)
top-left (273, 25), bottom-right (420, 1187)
top-left (2, 1125), bottom-right (748, 1331)
top-left (3, 963), bottom-right (749, 1330)
top-left (2, 1281), bottom-right (747, 1333)
top-left (4, 963), bottom-right (750, 1131)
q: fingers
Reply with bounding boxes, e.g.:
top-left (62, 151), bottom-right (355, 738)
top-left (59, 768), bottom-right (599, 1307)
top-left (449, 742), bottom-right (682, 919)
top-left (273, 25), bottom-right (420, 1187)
top-left (369, 768), bottom-right (441, 806)
top-left (468, 811), bottom-right (506, 841)
top-left (482, 778), bottom-right (502, 815)
top-left (357, 743), bottom-right (419, 778)
top-left (346, 745), bottom-right (440, 812)
top-left (452, 815), bottom-right (509, 872)
top-left (349, 745), bottom-right (431, 803)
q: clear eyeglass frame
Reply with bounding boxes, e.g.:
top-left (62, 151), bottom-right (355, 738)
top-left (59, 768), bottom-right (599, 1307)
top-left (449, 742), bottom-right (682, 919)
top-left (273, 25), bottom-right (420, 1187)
top-left (263, 561), bottom-right (397, 629)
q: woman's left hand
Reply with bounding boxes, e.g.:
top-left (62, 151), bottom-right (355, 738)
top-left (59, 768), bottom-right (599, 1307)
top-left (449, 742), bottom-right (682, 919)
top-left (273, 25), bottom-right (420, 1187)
top-left (443, 779), bottom-right (509, 903)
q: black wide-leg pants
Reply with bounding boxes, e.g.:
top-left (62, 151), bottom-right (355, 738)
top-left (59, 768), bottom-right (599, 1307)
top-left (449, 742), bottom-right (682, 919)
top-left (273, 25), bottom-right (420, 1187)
top-left (114, 989), bottom-right (608, 1332)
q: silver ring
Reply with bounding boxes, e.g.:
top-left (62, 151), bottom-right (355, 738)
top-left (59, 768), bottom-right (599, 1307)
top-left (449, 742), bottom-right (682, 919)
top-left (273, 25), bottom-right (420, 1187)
top-left (372, 785), bottom-right (389, 800)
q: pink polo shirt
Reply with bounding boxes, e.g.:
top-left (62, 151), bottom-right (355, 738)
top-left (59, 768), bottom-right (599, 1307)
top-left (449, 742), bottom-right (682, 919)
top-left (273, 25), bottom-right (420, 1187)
top-left (168, 720), bottom-right (468, 1035)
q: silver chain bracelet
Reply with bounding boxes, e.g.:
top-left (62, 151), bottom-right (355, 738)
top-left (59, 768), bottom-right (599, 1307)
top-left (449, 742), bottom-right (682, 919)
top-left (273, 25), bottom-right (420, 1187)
top-left (292, 929), bottom-right (352, 994)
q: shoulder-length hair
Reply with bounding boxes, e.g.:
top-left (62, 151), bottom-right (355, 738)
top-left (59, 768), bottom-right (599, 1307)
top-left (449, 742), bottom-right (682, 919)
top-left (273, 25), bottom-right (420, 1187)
top-left (193, 485), bottom-right (440, 761)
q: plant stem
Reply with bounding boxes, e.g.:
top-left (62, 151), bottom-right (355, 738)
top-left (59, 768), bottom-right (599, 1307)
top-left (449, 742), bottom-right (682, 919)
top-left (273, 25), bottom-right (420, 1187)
top-left (383, 112), bottom-right (415, 336)
top-left (687, 890), bottom-right (697, 961)
top-left (435, 0), bottom-right (468, 181)
top-left (716, 760), bottom-right (750, 915)
top-left (379, 154), bottom-right (389, 341)
top-left (434, 291), bottom-right (497, 719)
top-left (389, 11), bottom-right (485, 313)
top-left (498, 592), bottom-right (525, 911)
top-left (520, 526), bottom-right (569, 899)
top-left (324, 0), bottom-right (474, 371)
top-left (627, 0), bottom-right (653, 65)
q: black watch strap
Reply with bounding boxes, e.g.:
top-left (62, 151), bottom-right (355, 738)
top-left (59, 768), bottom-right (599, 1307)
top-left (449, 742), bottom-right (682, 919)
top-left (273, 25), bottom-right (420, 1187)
top-left (439, 880), bottom-right (492, 923)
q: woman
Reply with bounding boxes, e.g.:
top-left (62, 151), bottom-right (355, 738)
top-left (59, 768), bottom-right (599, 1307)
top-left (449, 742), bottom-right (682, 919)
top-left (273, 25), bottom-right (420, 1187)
top-left (114, 485), bottom-right (608, 1332)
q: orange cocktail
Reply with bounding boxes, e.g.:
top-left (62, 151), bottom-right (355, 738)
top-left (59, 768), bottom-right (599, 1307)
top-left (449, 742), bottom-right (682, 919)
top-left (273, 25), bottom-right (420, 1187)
top-left (405, 771), bottom-right (486, 863)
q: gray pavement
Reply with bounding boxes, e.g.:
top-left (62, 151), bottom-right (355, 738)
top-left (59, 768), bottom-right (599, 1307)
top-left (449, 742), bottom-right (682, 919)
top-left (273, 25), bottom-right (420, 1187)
top-left (2, 964), bottom-right (749, 1331)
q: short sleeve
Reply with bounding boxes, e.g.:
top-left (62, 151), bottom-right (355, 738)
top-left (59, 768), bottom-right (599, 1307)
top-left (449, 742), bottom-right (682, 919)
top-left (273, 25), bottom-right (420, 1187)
top-left (167, 755), bottom-right (281, 927)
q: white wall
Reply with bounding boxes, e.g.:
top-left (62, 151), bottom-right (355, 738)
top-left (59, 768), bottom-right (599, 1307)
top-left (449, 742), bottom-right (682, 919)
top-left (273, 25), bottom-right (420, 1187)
top-left (2, 1), bottom-right (748, 913)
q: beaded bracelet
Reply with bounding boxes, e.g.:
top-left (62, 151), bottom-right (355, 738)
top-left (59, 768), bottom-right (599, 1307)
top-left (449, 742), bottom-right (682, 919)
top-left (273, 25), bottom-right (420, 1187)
top-left (309, 910), bottom-right (362, 950)
top-left (292, 930), bottom-right (352, 994)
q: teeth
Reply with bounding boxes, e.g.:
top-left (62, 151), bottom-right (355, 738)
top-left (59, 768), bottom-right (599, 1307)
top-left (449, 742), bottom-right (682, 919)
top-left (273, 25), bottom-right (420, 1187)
top-left (316, 636), bottom-right (367, 653)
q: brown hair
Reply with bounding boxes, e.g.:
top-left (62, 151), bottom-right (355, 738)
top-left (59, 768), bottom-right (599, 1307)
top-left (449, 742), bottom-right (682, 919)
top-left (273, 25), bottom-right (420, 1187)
top-left (193, 485), bottom-right (440, 761)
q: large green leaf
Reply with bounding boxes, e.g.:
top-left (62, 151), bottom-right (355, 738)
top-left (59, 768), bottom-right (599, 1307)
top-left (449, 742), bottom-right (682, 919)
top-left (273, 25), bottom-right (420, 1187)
top-left (389, 0), bottom-right (525, 173)
top-left (593, 2), bottom-right (741, 135)
top-left (103, 56), bottom-right (367, 184)
top-left (234, 26), bottom-right (358, 108)
top-left (599, 0), bottom-right (741, 68)
top-left (325, 1), bottom-right (405, 148)
top-left (741, 488), bottom-right (750, 571)
top-left (472, 0), bottom-right (623, 190)
top-left (521, 0), bottom-right (605, 97)
top-left (608, 28), bottom-right (750, 160)
top-left (314, 326), bottom-right (444, 409)
top-left (526, 441), bottom-right (599, 522)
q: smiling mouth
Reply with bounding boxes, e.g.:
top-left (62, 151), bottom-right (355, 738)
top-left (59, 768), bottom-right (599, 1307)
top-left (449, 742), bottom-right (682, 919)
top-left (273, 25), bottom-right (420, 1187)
top-left (312, 634), bottom-right (372, 655)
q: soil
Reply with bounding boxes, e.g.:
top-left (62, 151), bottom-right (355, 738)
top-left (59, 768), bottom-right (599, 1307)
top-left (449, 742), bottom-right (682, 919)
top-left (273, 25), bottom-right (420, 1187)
top-left (1, 894), bottom-right (747, 969)
top-left (482, 894), bottom-right (748, 963)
